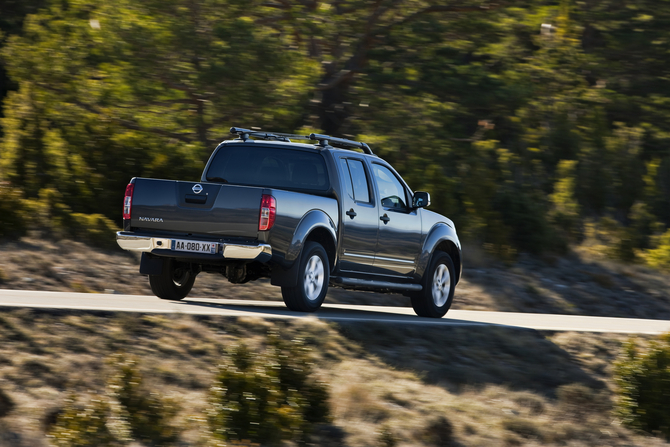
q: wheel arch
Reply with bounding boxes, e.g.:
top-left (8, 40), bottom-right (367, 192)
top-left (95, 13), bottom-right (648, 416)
top-left (417, 223), bottom-right (462, 284)
top-left (271, 210), bottom-right (337, 287)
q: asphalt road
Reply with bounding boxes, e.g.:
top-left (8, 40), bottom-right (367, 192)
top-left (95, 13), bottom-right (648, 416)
top-left (1, 289), bottom-right (669, 334)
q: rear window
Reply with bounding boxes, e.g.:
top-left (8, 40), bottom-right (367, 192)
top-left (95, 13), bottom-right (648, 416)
top-left (205, 145), bottom-right (330, 191)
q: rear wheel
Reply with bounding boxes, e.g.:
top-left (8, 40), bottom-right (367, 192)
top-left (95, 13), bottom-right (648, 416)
top-left (411, 251), bottom-right (455, 318)
top-left (281, 241), bottom-right (329, 312)
top-left (148, 258), bottom-right (196, 301)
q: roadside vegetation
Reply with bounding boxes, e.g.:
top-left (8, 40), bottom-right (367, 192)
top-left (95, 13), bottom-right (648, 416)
top-left (0, 308), bottom-right (669, 446)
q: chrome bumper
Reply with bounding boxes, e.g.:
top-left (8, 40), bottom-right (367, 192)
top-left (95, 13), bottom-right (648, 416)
top-left (116, 232), bottom-right (272, 260)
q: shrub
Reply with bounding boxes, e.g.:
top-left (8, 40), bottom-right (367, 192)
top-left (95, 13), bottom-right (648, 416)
top-left (265, 334), bottom-right (330, 427)
top-left (0, 183), bottom-right (29, 237)
top-left (643, 229), bottom-right (670, 271)
top-left (48, 354), bottom-right (180, 446)
top-left (106, 353), bottom-right (181, 445)
top-left (421, 416), bottom-right (454, 446)
top-left (68, 213), bottom-right (120, 250)
top-left (378, 425), bottom-right (397, 447)
top-left (0, 387), bottom-right (15, 418)
top-left (207, 338), bottom-right (330, 445)
top-left (614, 334), bottom-right (670, 438)
top-left (48, 397), bottom-right (122, 447)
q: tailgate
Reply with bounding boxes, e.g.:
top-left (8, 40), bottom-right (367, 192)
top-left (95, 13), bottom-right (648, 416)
top-left (130, 178), bottom-right (262, 238)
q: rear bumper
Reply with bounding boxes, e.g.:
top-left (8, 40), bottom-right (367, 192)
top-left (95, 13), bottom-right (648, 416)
top-left (116, 232), bottom-right (272, 261)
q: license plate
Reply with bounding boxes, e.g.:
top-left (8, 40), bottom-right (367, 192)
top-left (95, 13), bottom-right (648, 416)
top-left (171, 239), bottom-right (217, 254)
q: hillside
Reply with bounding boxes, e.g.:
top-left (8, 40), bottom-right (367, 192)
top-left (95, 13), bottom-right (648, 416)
top-left (0, 237), bottom-right (669, 446)
top-left (0, 309), bottom-right (668, 447)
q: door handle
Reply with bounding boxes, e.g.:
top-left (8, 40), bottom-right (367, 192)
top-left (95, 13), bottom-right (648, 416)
top-left (346, 208), bottom-right (357, 219)
top-left (380, 214), bottom-right (390, 224)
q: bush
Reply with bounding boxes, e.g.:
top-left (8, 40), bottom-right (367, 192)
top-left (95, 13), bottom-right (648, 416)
top-left (0, 183), bottom-right (29, 238)
top-left (421, 416), bottom-right (454, 446)
top-left (0, 387), bottom-right (15, 418)
top-left (378, 425), bottom-right (397, 447)
top-left (643, 229), bottom-right (670, 271)
top-left (207, 337), bottom-right (330, 445)
top-left (106, 353), bottom-right (181, 445)
top-left (48, 354), bottom-right (180, 446)
top-left (48, 397), bottom-right (122, 447)
top-left (68, 213), bottom-right (120, 250)
top-left (614, 334), bottom-right (670, 438)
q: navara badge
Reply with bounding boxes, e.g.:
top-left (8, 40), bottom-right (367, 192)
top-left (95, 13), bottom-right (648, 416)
top-left (192, 184), bottom-right (203, 194)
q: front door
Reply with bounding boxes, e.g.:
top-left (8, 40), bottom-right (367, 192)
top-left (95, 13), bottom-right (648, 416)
top-left (338, 157), bottom-right (379, 273)
top-left (370, 163), bottom-right (422, 277)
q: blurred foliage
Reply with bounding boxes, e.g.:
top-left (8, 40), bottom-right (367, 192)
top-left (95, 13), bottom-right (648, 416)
top-left (48, 353), bottom-right (180, 446)
top-left (420, 415), bottom-right (454, 446)
top-left (614, 334), bottom-right (670, 439)
top-left (377, 425), bottom-right (398, 447)
top-left (0, 0), bottom-right (669, 261)
top-left (0, 385), bottom-right (15, 418)
top-left (207, 336), bottom-right (329, 445)
top-left (643, 229), bottom-right (670, 271)
top-left (48, 397), bottom-right (121, 447)
top-left (106, 353), bottom-right (181, 445)
top-left (0, 182), bottom-right (29, 237)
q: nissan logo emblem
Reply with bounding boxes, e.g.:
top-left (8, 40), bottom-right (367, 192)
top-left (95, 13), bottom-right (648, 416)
top-left (192, 184), bottom-right (203, 194)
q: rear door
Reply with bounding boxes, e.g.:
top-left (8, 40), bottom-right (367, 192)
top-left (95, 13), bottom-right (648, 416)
top-left (337, 156), bottom-right (379, 273)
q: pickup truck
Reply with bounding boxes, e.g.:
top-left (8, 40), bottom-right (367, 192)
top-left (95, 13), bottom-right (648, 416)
top-left (116, 127), bottom-right (462, 317)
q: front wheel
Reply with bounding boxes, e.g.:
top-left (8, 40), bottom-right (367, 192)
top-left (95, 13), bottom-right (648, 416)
top-left (148, 258), bottom-right (196, 301)
top-left (411, 251), bottom-right (455, 318)
top-left (281, 241), bottom-right (330, 312)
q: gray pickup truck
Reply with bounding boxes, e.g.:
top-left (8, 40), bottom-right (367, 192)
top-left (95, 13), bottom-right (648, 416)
top-left (117, 127), bottom-right (462, 317)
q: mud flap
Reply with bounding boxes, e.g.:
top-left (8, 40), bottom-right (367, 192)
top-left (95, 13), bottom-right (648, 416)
top-left (270, 258), bottom-right (301, 287)
top-left (139, 253), bottom-right (164, 276)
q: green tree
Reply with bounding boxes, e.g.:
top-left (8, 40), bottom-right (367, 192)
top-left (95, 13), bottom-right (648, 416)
top-left (1, 0), bottom-right (317, 219)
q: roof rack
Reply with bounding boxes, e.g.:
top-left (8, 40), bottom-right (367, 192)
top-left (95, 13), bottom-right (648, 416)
top-left (308, 133), bottom-right (373, 155)
top-left (229, 127), bottom-right (311, 142)
top-left (229, 127), bottom-right (373, 155)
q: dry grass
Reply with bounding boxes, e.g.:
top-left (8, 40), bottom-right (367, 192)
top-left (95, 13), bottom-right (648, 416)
top-left (0, 309), bottom-right (668, 447)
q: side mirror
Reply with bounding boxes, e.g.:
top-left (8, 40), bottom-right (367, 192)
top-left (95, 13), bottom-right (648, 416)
top-left (412, 191), bottom-right (431, 208)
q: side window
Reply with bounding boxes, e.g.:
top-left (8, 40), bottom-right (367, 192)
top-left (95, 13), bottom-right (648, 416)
top-left (347, 159), bottom-right (370, 203)
top-left (339, 158), bottom-right (354, 200)
top-left (372, 164), bottom-right (408, 210)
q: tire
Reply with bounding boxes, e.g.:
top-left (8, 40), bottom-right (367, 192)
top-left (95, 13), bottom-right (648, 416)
top-left (148, 258), bottom-right (196, 301)
top-left (281, 241), bottom-right (330, 312)
top-left (411, 251), bottom-right (455, 318)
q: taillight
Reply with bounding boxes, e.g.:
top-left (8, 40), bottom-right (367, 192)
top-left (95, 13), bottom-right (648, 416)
top-left (259, 194), bottom-right (276, 231)
top-left (123, 182), bottom-right (135, 220)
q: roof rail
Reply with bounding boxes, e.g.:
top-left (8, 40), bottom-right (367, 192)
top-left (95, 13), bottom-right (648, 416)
top-left (230, 127), bottom-right (311, 142)
top-left (229, 127), bottom-right (373, 155)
